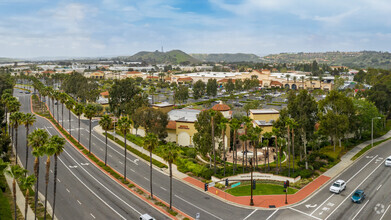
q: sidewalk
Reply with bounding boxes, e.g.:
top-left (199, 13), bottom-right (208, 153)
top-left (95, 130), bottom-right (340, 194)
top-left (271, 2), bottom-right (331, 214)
top-left (93, 125), bottom-right (391, 208)
top-left (4, 168), bottom-right (35, 220)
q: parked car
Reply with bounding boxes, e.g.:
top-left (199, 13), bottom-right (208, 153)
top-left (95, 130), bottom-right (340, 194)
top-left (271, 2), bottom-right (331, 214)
top-left (351, 190), bottom-right (366, 203)
top-left (385, 156), bottom-right (391, 166)
top-left (25, 91), bottom-right (30, 94)
top-left (329, 180), bottom-right (346, 194)
top-left (140, 214), bottom-right (155, 220)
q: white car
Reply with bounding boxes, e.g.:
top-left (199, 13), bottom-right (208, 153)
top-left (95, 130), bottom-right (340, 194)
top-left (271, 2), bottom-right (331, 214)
top-left (329, 180), bottom-right (346, 194)
top-left (385, 156), bottom-right (391, 166)
top-left (140, 214), bottom-right (155, 220)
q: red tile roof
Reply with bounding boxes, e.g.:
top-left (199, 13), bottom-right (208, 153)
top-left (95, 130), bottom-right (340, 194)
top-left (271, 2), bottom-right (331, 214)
top-left (218, 78), bottom-right (235, 83)
top-left (270, 81), bottom-right (283, 86)
top-left (100, 91), bottom-right (109, 96)
top-left (212, 103), bottom-right (230, 111)
top-left (177, 77), bottom-right (193, 82)
top-left (166, 121), bottom-right (176, 130)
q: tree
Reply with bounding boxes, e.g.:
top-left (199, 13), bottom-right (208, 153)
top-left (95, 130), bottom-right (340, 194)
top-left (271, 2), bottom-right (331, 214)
top-left (262, 132), bottom-right (273, 172)
top-left (235, 79), bottom-right (243, 91)
top-left (58, 93), bottom-right (68, 128)
top-left (22, 113), bottom-right (36, 172)
top-left (206, 78), bottom-right (218, 97)
top-left (174, 85), bottom-right (189, 104)
top-left (300, 76), bottom-right (305, 89)
top-left (193, 80), bottom-right (206, 100)
top-left (73, 103), bottom-right (84, 143)
top-left (28, 128), bottom-right (49, 219)
top-left (9, 111), bottom-right (24, 165)
top-left (239, 134), bottom-right (248, 173)
top-left (65, 100), bottom-right (74, 136)
top-left (229, 118), bottom-right (240, 175)
top-left (99, 115), bottom-right (112, 166)
top-left (4, 165), bottom-right (26, 220)
top-left (84, 104), bottom-right (97, 154)
top-left (218, 118), bottom-right (228, 176)
top-left (287, 90), bottom-right (318, 169)
top-left (144, 133), bottom-right (158, 199)
top-left (132, 107), bottom-right (169, 140)
top-left (19, 175), bottom-right (36, 220)
top-left (161, 142), bottom-right (179, 210)
top-left (46, 135), bottom-right (65, 220)
top-left (118, 117), bottom-right (130, 181)
top-left (226, 79), bottom-right (235, 93)
top-left (7, 98), bottom-right (20, 139)
top-left (243, 100), bottom-right (261, 116)
top-left (209, 110), bottom-right (217, 174)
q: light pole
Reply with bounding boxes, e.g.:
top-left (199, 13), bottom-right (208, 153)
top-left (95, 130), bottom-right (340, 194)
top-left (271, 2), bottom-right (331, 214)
top-left (250, 157), bottom-right (254, 206)
top-left (372, 117), bottom-right (381, 148)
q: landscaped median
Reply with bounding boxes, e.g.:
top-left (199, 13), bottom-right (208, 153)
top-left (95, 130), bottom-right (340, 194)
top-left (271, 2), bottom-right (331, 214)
top-left (31, 95), bottom-right (191, 220)
top-left (225, 181), bottom-right (297, 196)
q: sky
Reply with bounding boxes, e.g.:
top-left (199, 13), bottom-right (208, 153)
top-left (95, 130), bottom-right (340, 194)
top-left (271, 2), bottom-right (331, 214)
top-left (1, 0), bottom-right (391, 58)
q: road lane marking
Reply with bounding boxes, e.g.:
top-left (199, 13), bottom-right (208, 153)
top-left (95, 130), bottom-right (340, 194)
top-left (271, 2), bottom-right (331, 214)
top-left (346, 155), bottom-right (378, 183)
top-left (352, 200), bottom-right (369, 220)
top-left (377, 184), bottom-right (382, 191)
top-left (380, 205), bottom-right (391, 220)
top-left (119, 161), bottom-right (123, 165)
top-left (77, 200), bottom-right (81, 205)
top-left (130, 169), bottom-right (135, 172)
top-left (160, 186), bottom-right (167, 191)
top-left (325, 158), bottom-right (385, 220)
top-left (289, 207), bottom-right (322, 220)
top-left (90, 213), bottom-right (96, 219)
top-left (57, 178), bottom-right (61, 182)
top-left (144, 177), bottom-right (148, 181)
top-left (58, 157), bottom-right (127, 219)
top-left (66, 188), bottom-right (70, 193)
top-left (266, 209), bottom-right (279, 220)
top-left (109, 154), bottom-right (113, 158)
top-left (310, 194), bottom-right (334, 215)
top-left (243, 209), bottom-right (258, 220)
top-left (175, 195), bottom-right (223, 220)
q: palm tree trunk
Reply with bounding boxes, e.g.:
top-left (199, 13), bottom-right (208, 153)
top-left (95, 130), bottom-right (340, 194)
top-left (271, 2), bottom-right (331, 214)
top-left (223, 132), bottom-right (226, 176)
top-left (169, 162), bottom-right (172, 210)
top-left (287, 126), bottom-right (290, 177)
top-left (267, 143), bottom-right (270, 171)
top-left (25, 126), bottom-right (29, 175)
top-left (69, 109), bottom-right (71, 136)
top-left (13, 179), bottom-right (17, 220)
top-left (15, 127), bottom-right (18, 165)
top-left (61, 103), bottom-right (64, 128)
top-left (78, 116), bottom-right (81, 143)
top-left (88, 118), bottom-right (92, 154)
top-left (52, 155), bottom-right (58, 220)
top-left (34, 158), bottom-right (40, 219)
top-left (150, 151), bottom-right (153, 199)
top-left (25, 188), bottom-right (29, 220)
top-left (233, 131), bottom-right (236, 175)
top-left (292, 128), bottom-right (295, 175)
top-left (124, 131), bottom-right (127, 181)
top-left (275, 137), bottom-right (279, 174)
top-left (105, 130), bottom-right (108, 165)
top-left (56, 100), bottom-right (59, 122)
top-left (255, 146), bottom-right (257, 170)
top-left (44, 157), bottom-right (50, 220)
top-left (212, 118), bottom-right (216, 175)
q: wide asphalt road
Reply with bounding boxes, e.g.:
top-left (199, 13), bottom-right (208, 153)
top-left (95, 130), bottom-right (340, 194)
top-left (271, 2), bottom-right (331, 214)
top-left (13, 89), bottom-right (170, 220)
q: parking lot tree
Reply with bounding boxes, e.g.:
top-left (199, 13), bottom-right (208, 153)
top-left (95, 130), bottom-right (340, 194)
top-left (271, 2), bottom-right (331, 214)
top-left (243, 100), bottom-right (262, 116)
top-left (235, 79), bottom-right (243, 91)
top-left (207, 78), bottom-right (218, 97)
top-left (226, 79), bottom-right (235, 93)
top-left (109, 78), bottom-right (147, 116)
top-left (193, 80), bottom-right (206, 100)
top-left (174, 85), bottom-right (189, 104)
top-left (193, 109), bottom-right (224, 157)
top-left (133, 107), bottom-right (169, 140)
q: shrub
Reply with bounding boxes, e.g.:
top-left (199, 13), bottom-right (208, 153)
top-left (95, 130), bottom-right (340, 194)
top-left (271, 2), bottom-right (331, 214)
top-left (184, 148), bottom-right (197, 159)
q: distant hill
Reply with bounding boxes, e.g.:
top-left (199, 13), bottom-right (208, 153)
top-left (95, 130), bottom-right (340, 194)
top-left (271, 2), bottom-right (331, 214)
top-left (190, 53), bottom-right (261, 62)
top-left (263, 51), bottom-right (391, 69)
top-left (116, 50), bottom-right (200, 65)
top-left (0, 57), bottom-right (20, 63)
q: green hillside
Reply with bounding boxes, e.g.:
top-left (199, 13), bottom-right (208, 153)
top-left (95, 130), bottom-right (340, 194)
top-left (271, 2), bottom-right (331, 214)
top-left (117, 50), bottom-right (200, 64)
top-left (263, 51), bottom-right (391, 69)
top-left (190, 53), bottom-right (261, 62)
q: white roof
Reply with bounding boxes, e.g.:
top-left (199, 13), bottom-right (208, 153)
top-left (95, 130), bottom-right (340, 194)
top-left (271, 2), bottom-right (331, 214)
top-left (168, 109), bottom-right (201, 122)
top-left (153, 102), bottom-right (173, 107)
top-left (250, 109), bottom-right (279, 114)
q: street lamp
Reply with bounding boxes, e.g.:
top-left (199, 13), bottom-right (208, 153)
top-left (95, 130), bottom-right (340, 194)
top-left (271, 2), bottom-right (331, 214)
top-left (249, 158), bottom-right (254, 206)
top-left (372, 117), bottom-right (381, 148)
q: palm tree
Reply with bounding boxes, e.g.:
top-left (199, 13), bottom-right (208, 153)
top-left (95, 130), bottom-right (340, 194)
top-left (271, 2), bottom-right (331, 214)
top-left (28, 129), bottom-right (49, 219)
top-left (318, 75), bottom-right (323, 90)
top-left (285, 74), bottom-right (291, 90)
top-left (144, 132), bottom-right (158, 199)
top-left (7, 98), bottom-right (20, 136)
top-left (272, 127), bottom-right (280, 174)
top-left (74, 103), bottom-right (84, 143)
top-left (238, 134), bottom-right (247, 173)
top-left (65, 100), bottom-right (74, 136)
top-left (252, 126), bottom-right (263, 168)
top-left (54, 91), bottom-right (60, 122)
top-left (84, 104), bottom-right (97, 154)
top-left (43, 135), bottom-right (65, 220)
top-left (309, 76), bottom-right (313, 90)
top-left (4, 164), bottom-right (26, 220)
top-left (242, 116), bottom-right (252, 168)
top-left (1, 93), bottom-right (12, 132)
top-left (209, 110), bottom-right (217, 175)
top-left (59, 93), bottom-right (68, 128)
top-left (218, 118), bottom-right (228, 176)
top-left (19, 174), bottom-right (36, 220)
top-left (10, 111), bottom-right (25, 165)
top-left (161, 142), bottom-right (178, 210)
top-left (229, 118), bottom-right (240, 175)
top-left (263, 132), bottom-right (273, 172)
top-left (118, 117), bottom-right (130, 181)
top-left (99, 115), bottom-right (112, 166)
top-left (300, 76), bottom-right (305, 89)
top-left (22, 113), bottom-right (36, 172)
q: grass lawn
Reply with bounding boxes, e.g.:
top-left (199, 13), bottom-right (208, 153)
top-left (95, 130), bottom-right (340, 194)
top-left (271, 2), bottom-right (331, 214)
top-left (225, 183), bottom-right (298, 196)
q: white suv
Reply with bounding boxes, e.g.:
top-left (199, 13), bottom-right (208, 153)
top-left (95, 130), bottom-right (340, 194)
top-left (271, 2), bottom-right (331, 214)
top-left (385, 156), bottom-right (391, 166)
top-left (329, 180), bottom-right (346, 194)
